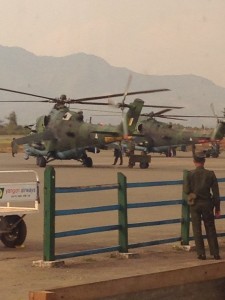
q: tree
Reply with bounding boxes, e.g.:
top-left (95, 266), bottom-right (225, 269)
top-left (6, 111), bottom-right (17, 128)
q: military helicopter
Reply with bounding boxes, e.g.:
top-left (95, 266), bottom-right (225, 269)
top-left (132, 108), bottom-right (225, 157)
top-left (0, 87), bottom-right (174, 167)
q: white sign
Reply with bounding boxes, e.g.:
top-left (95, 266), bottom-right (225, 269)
top-left (0, 182), bottom-right (39, 202)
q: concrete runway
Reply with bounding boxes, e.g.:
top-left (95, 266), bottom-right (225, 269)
top-left (0, 150), bottom-right (225, 299)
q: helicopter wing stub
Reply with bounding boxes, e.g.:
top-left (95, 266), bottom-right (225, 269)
top-left (13, 134), bottom-right (43, 145)
top-left (13, 130), bottom-right (55, 145)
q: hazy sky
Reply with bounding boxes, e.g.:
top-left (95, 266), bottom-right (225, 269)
top-left (1, 0), bottom-right (225, 87)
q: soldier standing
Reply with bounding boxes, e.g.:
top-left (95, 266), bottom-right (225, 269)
top-left (184, 152), bottom-right (221, 260)
top-left (112, 143), bottom-right (123, 165)
top-left (11, 138), bottom-right (18, 157)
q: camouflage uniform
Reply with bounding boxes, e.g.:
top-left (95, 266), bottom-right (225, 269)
top-left (185, 166), bottom-right (220, 258)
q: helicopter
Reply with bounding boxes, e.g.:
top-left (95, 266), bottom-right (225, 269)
top-left (0, 87), bottom-right (174, 167)
top-left (130, 108), bottom-right (225, 157)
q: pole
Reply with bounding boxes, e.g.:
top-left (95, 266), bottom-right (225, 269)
top-left (118, 172), bottom-right (128, 253)
top-left (43, 166), bottom-right (56, 261)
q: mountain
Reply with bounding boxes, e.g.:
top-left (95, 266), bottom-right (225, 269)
top-left (0, 45), bottom-right (225, 128)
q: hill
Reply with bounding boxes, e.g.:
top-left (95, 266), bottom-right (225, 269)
top-left (0, 45), bottom-right (225, 128)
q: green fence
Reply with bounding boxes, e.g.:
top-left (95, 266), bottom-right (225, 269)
top-left (43, 166), bottom-right (225, 261)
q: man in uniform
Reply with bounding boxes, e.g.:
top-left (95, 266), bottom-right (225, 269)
top-left (184, 151), bottom-right (221, 260)
top-left (112, 142), bottom-right (123, 165)
top-left (11, 138), bottom-right (18, 157)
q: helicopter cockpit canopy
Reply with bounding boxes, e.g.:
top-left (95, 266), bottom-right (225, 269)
top-left (62, 111), bottom-right (84, 122)
top-left (77, 111), bottom-right (84, 121)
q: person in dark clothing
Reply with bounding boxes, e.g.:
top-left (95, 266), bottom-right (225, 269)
top-left (113, 143), bottom-right (123, 165)
top-left (184, 151), bottom-right (221, 260)
top-left (11, 138), bottom-right (18, 157)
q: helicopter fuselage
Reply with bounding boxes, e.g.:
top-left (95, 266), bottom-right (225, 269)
top-left (37, 108), bottom-right (123, 152)
top-left (137, 118), bottom-right (212, 150)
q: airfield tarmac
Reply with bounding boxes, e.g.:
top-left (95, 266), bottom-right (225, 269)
top-left (0, 150), bottom-right (225, 300)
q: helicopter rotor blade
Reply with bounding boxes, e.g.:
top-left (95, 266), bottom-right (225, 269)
top-left (0, 87), bottom-right (56, 101)
top-left (141, 109), bottom-right (172, 118)
top-left (73, 102), bottom-right (182, 110)
top-left (69, 88), bottom-right (170, 103)
top-left (158, 115), bottom-right (188, 121)
top-left (143, 104), bottom-right (183, 109)
top-left (121, 74), bottom-right (132, 106)
top-left (121, 75), bottom-right (133, 137)
top-left (0, 86), bottom-right (170, 105)
top-left (210, 103), bottom-right (217, 117)
top-left (141, 113), bottom-right (187, 121)
top-left (140, 109), bottom-right (188, 121)
top-left (161, 114), bottom-right (222, 118)
top-left (139, 108), bottom-right (219, 121)
top-left (152, 108), bottom-right (173, 116)
top-left (0, 99), bottom-right (50, 102)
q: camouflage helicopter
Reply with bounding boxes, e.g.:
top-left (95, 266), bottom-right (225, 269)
top-left (0, 87), bottom-right (174, 167)
top-left (131, 108), bottom-right (225, 157)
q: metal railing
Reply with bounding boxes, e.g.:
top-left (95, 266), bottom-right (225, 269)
top-left (43, 166), bottom-right (225, 261)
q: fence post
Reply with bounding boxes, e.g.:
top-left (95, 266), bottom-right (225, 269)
top-left (117, 172), bottom-right (128, 253)
top-left (43, 166), bottom-right (56, 261)
top-left (181, 169), bottom-right (190, 245)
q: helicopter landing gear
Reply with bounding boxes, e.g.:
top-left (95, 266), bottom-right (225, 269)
top-left (36, 156), bottom-right (40, 166)
top-left (36, 156), bottom-right (47, 167)
top-left (165, 147), bottom-right (176, 157)
top-left (140, 161), bottom-right (149, 169)
top-left (83, 157), bottom-right (93, 167)
top-left (0, 215), bottom-right (27, 248)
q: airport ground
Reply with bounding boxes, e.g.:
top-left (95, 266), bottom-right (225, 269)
top-left (0, 150), bottom-right (225, 299)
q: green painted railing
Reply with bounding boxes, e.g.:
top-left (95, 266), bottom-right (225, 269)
top-left (43, 166), bottom-right (225, 261)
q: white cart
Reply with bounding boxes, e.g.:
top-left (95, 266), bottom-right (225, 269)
top-left (0, 170), bottom-right (39, 248)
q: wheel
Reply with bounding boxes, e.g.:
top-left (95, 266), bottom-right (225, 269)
top-left (36, 156), bottom-right (41, 166)
top-left (172, 148), bottom-right (176, 156)
top-left (38, 156), bottom-right (47, 167)
top-left (140, 162), bottom-right (149, 169)
top-left (165, 150), bottom-right (171, 157)
top-left (84, 157), bottom-right (93, 167)
top-left (128, 159), bottom-right (135, 168)
top-left (1, 215), bottom-right (27, 248)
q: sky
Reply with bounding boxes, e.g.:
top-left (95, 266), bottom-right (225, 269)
top-left (1, 0), bottom-right (225, 88)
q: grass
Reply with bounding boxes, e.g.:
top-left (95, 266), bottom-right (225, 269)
top-left (0, 135), bottom-right (22, 153)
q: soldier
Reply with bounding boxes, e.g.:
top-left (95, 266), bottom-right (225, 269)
top-left (184, 151), bottom-right (221, 260)
top-left (112, 143), bottom-right (123, 165)
top-left (11, 138), bottom-right (18, 157)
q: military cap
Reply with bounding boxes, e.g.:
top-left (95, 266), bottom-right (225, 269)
top-left (193, 151), bottom-right (206, 163)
